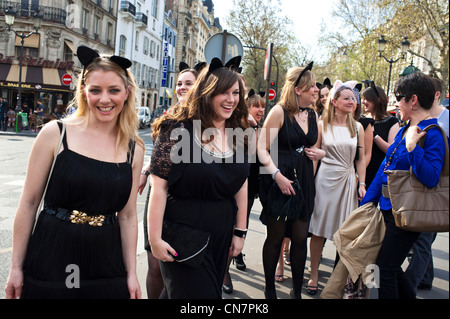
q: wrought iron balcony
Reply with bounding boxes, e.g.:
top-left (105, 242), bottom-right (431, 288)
top-left (0, 1), bottom-right (67, 25)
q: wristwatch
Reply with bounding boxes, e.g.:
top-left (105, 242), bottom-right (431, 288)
top-left (141, 169), bottom-right (150, 177)
top-left (233, 228), bottom-right (247, 238)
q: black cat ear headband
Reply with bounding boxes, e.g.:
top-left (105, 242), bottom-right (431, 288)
top-left (77, 46), bottom-right (132, 84)
top-left (179, 61), bottom-right (207, 73)
top-left (247, 88), bottom-right (265, 100)
top-left (208, 56), bottom-right (242, 74)
top-left (294, 61), bottom-right (314, 87)
top-left (362, 79), bottom-right (380, 97)
top-left (316, 77), bottom-right (332, 89)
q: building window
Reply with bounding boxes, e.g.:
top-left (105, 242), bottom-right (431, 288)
top-left (64, 42), bottom-right (73, 61)
top-left (150, 40), bottom-right (155, 57)
top-left (144, 36), bottom-right (149, 55)
top-left (107, 22), bottom-right (113, 45)
top-left (135, 31), bottom-right (139, 51)
top-left (82, 9), bottom-right (88, 33)
top-left (151, 0), bottom-right (158, 18)
top-left (119, 35), bottom-right (127, 56)
top-left (15, 47), bottom-right (38, 58)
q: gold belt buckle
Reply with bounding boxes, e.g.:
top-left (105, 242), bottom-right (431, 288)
top-left (70, 210), bottom-right (105, 226)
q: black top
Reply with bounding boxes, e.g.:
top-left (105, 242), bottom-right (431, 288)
top-left (45, 122), bottom-right (134, 215)
top-left (366, 116), bottom-right (399, 187)
top-left (150, 120), bottom-right (249, 201)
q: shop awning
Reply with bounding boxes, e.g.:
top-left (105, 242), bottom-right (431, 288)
top-left (15, 33), bottom-right (40, 48)
top-left (0, 63), bottom-right (75, 92)
top-left (64, 40), bottom-right (77, 53)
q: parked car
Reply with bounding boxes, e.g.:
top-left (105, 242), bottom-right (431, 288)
top-left (150, 106), bottom-right (167, 124)
top-left (137, 106), bottom-right (151, 128)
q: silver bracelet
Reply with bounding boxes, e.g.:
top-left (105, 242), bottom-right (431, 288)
top-left (272, 169), bottom-right (280, 180)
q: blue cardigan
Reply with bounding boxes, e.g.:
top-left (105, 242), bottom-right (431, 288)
top-left (361, 118), bottom-right (446, 210)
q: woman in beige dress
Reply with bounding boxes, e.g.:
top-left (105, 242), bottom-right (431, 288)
top-left (307, 80), bottom-right (367, 295)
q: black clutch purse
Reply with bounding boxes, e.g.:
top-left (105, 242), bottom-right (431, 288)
top-left (161, 220), bottom-right (210, 268)
top-left (265, 175), bottom-right (304, 221)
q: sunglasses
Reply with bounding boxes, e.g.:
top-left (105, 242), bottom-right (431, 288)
top-left (395, 94), bottom-right (406, 102)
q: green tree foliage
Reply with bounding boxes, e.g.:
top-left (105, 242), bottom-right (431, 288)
top-left (225, 0), bottom-right (313, 94)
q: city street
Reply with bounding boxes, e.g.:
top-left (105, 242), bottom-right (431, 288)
top-left (0, 127), bottom-right (448, 300)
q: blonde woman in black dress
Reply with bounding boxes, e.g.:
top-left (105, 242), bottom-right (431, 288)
top-left (258, 63), bottom-right (324, 298)
top-left (5, 46), bottom-right (144, 299)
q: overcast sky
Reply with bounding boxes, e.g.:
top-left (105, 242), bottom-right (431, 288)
top-left (213, 0), bottom-right (335, 61)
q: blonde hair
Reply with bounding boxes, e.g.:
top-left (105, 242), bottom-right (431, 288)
top-left (321, 86), bottom-right (357, 138)
top-left (279, 66), bottom-right (316, 119)
top-left (67, 57), bottom-right (143, 160)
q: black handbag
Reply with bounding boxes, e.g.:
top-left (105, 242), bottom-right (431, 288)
top-left (161, 220), bottom-right (210, 268)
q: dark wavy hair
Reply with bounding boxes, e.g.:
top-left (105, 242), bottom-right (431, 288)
top-left (152, 66), bottom-right (249, 149)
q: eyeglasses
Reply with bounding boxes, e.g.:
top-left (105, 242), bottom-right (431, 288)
top-left (395, 94), bottom-right (406, 102)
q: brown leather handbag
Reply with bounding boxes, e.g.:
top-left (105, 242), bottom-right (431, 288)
top-left (385, 124), bottom-right (449, 232)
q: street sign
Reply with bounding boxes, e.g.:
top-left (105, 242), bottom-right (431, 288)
top-left (268, 89), bottom-right (276, 101)
top-left (161, 42), bottom-right (169, 87)
top-left (62, 73), bottom-right (72, 86)
top-left (205, 31), bottom-right (244, 63)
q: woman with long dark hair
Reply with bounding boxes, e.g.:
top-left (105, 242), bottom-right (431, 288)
top-left (148, 58), bottom-right (250, 298)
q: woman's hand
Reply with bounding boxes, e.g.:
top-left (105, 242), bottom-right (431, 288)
top-left (248, 114), bottom-right (258, 127)
top-left (406, 125), bottom-right (427, 152)
top-left (274, 172), bottom-right (296, 196)
top-left (150, 238), bottom-right (178, 263)
top-left (5, 267), bottom-right (23, 299)
top-left (138, 173), bottom-right (148, 195)
top-left (358, 184), bottom-right (367, 201)
top-left (229, 236), bottom-right (245, 257)
top-left (305, 147), bottom-right (325, 161)
top-left (127, 273), bottom-right (142, 299)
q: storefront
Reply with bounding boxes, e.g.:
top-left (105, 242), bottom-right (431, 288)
top-left (0, 53), bottom-right (76, 116)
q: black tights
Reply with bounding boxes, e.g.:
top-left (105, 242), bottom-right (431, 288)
top-left (262, 217), bottom-right (309, 298)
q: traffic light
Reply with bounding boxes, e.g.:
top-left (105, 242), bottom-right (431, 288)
top-left (269, 81), bottom-right (276, 89)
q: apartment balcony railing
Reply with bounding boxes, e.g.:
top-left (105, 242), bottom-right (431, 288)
top-left (136, 12), bottom-right (147, 28)
top-left (0, 1), bottom-right (66, 25)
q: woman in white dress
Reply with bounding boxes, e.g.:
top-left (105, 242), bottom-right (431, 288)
top-left (307, 80), bottom-right (367, 295)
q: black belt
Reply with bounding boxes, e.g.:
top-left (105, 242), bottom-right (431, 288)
top-left (43, 205), bottom-right (117, 226)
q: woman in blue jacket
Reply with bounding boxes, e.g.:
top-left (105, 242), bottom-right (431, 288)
top-left (361, 72), bottom-right (446, 299)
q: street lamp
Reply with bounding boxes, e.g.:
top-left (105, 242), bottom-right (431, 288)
top-left (5, 7), bottom-right (43, 112)
top-left (377, 35), bottom-right (410, 96)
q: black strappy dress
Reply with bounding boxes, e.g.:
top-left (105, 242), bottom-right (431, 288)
top-left (259, 108), bottom-right (318, 224)
top-left (21, 122), bottom-right (135, 299)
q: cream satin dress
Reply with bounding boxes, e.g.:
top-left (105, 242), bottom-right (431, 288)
top-left (309, 122), bottom-right (361, 240)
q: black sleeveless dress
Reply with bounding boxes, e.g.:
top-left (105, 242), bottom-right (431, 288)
top-left (259, 108), bottom-right (318, 224)
top-left (21, 122), bottom-right (134, 299)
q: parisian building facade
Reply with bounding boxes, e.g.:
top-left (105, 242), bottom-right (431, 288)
top-left (0, 0), bottom-right (222, 116)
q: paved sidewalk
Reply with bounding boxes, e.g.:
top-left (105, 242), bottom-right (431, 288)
top-left (136, 199), bottom-right (449, 299)
top-left (0, 128), bottom-right (39, 137)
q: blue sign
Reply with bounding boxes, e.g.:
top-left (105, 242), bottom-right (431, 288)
top-left (161, 42), bottom-right (169, 87)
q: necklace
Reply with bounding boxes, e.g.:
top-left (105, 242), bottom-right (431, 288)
top-left (296, 107), bottom-right (308, 123)
top-left (419, 114), bottom-right (431, 123)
